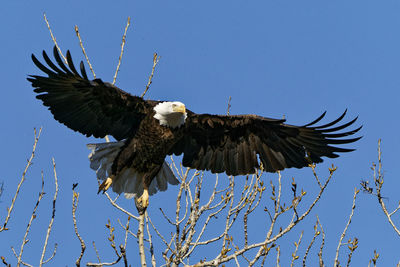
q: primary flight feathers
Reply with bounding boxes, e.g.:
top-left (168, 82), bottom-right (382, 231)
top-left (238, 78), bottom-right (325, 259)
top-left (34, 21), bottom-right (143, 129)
top-left (28, 46), bottom-right (361, 207)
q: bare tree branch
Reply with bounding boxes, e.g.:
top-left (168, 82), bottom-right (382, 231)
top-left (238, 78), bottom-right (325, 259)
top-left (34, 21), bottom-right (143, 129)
top-left (290, 231), bottom-right (303, 267)
top-left (15, 172), bottom-right (45, 267)
top-left (113, 17), bottom-right (131, 85)
top-left (0, 128), bottom-right (42, 232)
top-left (145, 212), bottom-right (157, 267)
top-left (41, 244), bottom-right (57, 265)
top-left (39, 158), bottom-right (59, 266)
top-left (105, 219), bottom-right (120, 256)
top-left (74, 25), bottom-right (96, 78)
top-left (104, 191), bottom-right (139, 221)
top-left (43, 14), bottom-right (66, 63)
top-left (92, 241), bottom-right (101, 264)
top-left (227, 96), bottom-right (232, 115)
top-left (72, 189), bottom-right (86, 266)
top-left (1, 256), bottom-right (11, 267)
top-left (87, 257), bottom-right (123, 267)
top-left (137, 213), bottom-right (147, 266)
top-left (334, 188), bottom-right (359, 267)
top-left (141, 53), bottom-right (160, 98)
top-left (368, 250), bottom-right (379, 267)
top-left (276, 246), bottom-right (281, 267)
top-left (302, 217), bottom-right (323, 267)
top-left (316, 216), bottom-right (325, 267)
top-left (191, 165), bottom-right (335, 267)
top-left (373, 140), bottom-right (400, 236)
top-left (346, 237), bottom-right (358, 267)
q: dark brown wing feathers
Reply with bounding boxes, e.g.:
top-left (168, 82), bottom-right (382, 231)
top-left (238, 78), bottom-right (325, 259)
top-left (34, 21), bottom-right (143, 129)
top-left (28, 46), bottom-right (148, 140)
top-left (172, 110), bottom-right (361, 175)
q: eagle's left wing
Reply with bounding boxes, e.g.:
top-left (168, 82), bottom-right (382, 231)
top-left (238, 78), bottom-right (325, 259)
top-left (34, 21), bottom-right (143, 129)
top-left (28, 46), bottom-right (150, 141)
top-left (170, 110), bottom-right (361, 175)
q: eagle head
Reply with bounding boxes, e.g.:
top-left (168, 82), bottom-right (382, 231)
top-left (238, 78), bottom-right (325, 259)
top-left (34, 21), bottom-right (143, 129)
top-left (153, 101), bottom-right (187, 128)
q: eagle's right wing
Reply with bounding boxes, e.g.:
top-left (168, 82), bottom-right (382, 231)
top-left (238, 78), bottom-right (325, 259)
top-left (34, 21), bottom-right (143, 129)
top-left (28, 46), bottom-right (149, 141)
top-left (170, 111), bottom-right (361, 175)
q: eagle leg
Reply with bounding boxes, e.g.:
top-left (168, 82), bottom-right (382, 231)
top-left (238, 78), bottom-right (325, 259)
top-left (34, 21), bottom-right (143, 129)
top-left (137, 188), bottom-right (149, 208)
top-left (98, 175), bottom-right (115, 194)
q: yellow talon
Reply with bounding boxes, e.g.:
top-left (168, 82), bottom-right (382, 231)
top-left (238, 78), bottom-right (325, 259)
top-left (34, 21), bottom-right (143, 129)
top-left (137, 189), bottom-right (149, 208)
top-left (98, 175), bottom-right (115, 194)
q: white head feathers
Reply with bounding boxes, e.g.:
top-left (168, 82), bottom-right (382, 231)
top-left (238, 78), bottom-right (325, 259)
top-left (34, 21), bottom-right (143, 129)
top-left (153, 101), bottom-right (187, 128)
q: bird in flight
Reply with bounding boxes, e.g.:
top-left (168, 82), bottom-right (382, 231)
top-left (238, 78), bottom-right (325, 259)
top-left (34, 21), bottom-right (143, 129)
top-left (28, 47), bottom-right (361, 208)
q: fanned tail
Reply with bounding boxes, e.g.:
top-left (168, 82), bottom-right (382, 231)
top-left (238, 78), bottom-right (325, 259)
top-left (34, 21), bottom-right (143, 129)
top-left (121, 162), bottom-right (179, 199)
top-left (87, 141), bottom-right (125, 181)
top-left (87, 141), bottom-right (179, 199)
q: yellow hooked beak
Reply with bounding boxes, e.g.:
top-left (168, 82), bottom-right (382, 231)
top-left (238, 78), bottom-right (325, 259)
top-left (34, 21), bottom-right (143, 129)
top-left (173, 104), bottom-right (186, 114)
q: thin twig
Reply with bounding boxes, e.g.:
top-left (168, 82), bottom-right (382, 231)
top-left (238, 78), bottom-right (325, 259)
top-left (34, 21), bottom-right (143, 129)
top-left (302, 219), bottom-right (320, 267)
top-left (0, 128), bottom-right (42, 232)
top-left (123, 217), bottom-right (130, 249)
top-left (92, 241), bottom-right (101, 263)
top-left (16, 172), bottom-right (45, 267)
top-left (369, 250), bottom-right (379, 267)
top-left (346, 237), bottom-right (358, 267)
top-left (105, 219), bottom-right (120, 256)
top-left (334, 188), bottom-right (359, 267)
top-left (43, 14), bottom-right (67, 64)
top-left (113, 17), bottom-right (131, 85)
top-left (317, 216), bottom-right (325, 267)
top-left (87, 257), bottom-right (122, 267)
top-left (310, 164), bottom-right (323, 189)
top-left (148, 215), bottom-right (176, 256)
top-left (276, 246), bottom-right (281, 267)
top-left (389, 202), bottom-right (400, 217)
top-left (227, 96), bottom-right (232, 115)
top-left (145, 212), bottom-right (157, 267)
top-left (118, 218), bottom-right (137, 239)
top-left (11, 248), bottom-right (33, 267)
top-left (39, 158), bottom-right (59, 266)
top-left (104, 191), bottom-right (139, 220)
top-left (72, 190), bottom-right (86, 266)
top-left (374, 140), bottom-right (400, 236)
top-left (87, 247), bottom-right (125, 267)
top-left (41, 244), bottom-right (57, 265)
top-left (290, 231), bottom-right (303, 267)
top-left (141, 53), bottom-right (160, 98)
top-left (74, 25), bottom-right (96, 78)
top-left (1, 256), bottom-right (11, 267)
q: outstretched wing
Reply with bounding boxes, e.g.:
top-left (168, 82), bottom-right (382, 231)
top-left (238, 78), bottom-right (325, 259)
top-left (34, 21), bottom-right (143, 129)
top-left (28, 46), bottom-right (149, 141)
top-left (170, 110), bottom-right (361, 175)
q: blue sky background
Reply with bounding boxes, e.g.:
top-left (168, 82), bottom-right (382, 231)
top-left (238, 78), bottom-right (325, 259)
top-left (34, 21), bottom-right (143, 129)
top-left (1, 0), bottom-right (400, 266)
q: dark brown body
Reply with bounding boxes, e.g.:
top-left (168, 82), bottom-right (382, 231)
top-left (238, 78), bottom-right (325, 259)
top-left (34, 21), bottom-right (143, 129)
top-left (113, 110), bottom-right (184, 189)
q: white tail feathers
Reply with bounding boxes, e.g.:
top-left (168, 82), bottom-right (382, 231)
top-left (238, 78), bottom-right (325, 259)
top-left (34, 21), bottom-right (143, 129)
top-left (87, 141), bottom-right (125, 180)
top-left (87, 141), bottom-right (179, 199)
top-left (149, 162), bottom-right (179, 195)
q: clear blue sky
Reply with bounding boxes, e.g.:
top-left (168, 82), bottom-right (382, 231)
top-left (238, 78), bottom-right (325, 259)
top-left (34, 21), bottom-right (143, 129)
top-left (1, 1), bottom-right (400, 265)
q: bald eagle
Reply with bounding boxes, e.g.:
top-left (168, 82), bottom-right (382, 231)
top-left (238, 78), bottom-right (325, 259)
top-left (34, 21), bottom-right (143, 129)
top-left (28, 47), bottom-right (361, 208)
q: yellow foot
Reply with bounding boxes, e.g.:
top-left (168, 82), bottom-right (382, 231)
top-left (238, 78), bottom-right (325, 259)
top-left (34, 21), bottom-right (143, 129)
top-left (98, 176), bottom-right (114, 194)
top-left (137, 189), bottom-right (149, 208)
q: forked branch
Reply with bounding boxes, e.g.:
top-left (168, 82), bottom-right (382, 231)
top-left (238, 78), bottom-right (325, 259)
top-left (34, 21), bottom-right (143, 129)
top-left (361, 140), bottom-right (400, 236)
